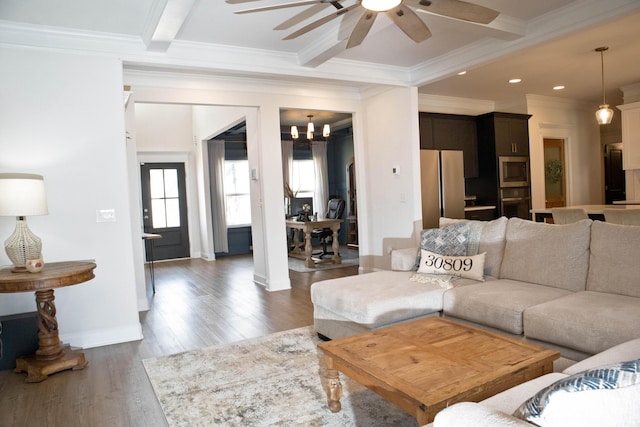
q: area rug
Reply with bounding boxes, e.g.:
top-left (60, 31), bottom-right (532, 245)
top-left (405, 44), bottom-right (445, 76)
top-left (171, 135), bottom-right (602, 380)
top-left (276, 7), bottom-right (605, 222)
top-left (287, 246), bottom-right (359, 273)
top-left (142, 326), bottom-right (418, 427)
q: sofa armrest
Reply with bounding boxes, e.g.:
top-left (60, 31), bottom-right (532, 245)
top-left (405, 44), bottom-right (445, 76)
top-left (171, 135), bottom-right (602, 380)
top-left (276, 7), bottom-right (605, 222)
top-left (433, 402), bottom-right (531, 427)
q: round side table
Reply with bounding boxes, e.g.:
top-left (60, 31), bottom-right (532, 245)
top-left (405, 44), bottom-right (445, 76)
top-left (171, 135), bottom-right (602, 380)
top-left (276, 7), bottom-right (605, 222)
top-left (0, 260), bottom-right (97, 382)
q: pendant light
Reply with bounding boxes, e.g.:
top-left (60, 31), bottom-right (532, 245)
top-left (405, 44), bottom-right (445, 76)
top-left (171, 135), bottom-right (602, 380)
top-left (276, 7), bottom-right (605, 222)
top-left (595, 46), bottom-right (614, 125)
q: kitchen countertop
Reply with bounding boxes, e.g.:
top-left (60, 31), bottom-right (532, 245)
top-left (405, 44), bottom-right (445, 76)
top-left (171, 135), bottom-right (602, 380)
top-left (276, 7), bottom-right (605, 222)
top-left (464, 205), bottom-right (496, 212)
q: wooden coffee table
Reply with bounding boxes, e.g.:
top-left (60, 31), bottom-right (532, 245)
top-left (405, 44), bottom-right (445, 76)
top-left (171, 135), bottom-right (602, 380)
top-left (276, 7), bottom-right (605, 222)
top-left (318, 317), bottom-right (559, 425)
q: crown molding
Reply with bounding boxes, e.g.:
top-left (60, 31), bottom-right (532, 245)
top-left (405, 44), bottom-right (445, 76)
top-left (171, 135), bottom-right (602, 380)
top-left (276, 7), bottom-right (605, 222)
top-left (0, 19), bottom-right (411, 89)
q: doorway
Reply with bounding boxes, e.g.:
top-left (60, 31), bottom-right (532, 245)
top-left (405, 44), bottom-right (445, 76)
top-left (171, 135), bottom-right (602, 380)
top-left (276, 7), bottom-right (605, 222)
top-left (604, 143), bottom-right (625, 204)
top-left (543, 138), bottom-right (566, 208)
top-left (140, 162), bottom-right (191, 260)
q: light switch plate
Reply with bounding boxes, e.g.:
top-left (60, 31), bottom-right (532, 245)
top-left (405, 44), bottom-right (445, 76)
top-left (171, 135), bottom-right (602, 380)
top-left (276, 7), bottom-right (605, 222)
top-left (96, 209), bottom-right (116, 222)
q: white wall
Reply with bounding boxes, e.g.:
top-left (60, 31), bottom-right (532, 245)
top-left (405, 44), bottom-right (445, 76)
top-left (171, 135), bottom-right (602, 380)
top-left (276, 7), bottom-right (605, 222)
top-left (358, 87), bottom-right (422, 271)
top-left (0, 47), bottom-right (142, 348)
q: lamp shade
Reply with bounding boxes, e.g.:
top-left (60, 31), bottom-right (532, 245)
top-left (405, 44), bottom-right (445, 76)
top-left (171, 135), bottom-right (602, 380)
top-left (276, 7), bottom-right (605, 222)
top-left (595, 105), bottom-right (614, 125)
top-left (0, 173), bottom-right (49, 217)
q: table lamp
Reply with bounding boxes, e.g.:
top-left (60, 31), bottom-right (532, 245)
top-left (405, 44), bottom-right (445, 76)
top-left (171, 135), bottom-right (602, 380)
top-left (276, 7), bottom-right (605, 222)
top-left (0, 173), bottom-right (49, 272)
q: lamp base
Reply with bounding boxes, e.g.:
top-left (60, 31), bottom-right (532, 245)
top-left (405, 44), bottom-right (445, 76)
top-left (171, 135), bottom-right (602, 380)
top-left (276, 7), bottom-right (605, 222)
top-left (11, 266), bottom-right (28, 273)
top-left (4, 217), bottom-right (42, 271)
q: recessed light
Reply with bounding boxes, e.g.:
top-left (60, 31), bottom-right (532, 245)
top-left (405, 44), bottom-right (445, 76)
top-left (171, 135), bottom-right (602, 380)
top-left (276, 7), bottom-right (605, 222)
top-left (509, 78), bottom-right (522, 84)
top-left (553, 85), bottom-right (565, 91)
top-left (457, 71), bottom-right (467, 76)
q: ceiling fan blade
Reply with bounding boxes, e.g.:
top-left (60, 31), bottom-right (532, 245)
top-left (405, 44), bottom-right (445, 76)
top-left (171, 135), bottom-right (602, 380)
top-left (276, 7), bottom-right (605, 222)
top-left (275, 2), bottom-right (337, 30)
top-left (347, 11), bottom-right (377, 49)
top-left (387, 4), bottom-right (431, 43)
top-left (283, 3), bottom-right (360, 40)
top-left (235, 1), bottom-right (324, 14)
top-left (409, 0), bottom-right (499, 24)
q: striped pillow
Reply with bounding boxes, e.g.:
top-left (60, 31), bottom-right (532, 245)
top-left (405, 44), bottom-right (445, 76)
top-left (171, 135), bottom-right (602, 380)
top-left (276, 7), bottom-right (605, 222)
top-left (513, 359), bottom-right (640, 424)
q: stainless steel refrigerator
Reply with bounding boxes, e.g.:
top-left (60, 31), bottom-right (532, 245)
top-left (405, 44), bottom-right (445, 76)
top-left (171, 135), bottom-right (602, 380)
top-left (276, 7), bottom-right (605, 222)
top-left (420, 150), bottom-right (466, 229)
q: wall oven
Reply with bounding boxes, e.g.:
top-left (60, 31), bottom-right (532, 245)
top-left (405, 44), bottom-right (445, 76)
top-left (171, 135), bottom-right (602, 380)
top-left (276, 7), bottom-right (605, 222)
top-left (500, 187), bottom-right (531, 219)
top-left (499, 156), bottom-right (530, 188)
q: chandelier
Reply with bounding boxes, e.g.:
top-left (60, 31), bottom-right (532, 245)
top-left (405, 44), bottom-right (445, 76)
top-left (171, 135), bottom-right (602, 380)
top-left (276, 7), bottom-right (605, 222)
top-left (595, 46), bottom-right (614, 125)
top-left (291, 115), bottom-right (330, 141)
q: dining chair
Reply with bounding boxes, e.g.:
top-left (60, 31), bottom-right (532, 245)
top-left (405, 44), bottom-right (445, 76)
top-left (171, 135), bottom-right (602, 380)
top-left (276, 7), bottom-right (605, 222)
top-left (603, 209), bottom-right (640, 225)
top-left (551, 208), bottom-right (588, 224)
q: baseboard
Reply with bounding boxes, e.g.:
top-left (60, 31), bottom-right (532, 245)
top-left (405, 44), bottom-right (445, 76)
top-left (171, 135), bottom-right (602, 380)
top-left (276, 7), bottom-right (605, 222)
top-left (60, 322), bottom-right (143, 349)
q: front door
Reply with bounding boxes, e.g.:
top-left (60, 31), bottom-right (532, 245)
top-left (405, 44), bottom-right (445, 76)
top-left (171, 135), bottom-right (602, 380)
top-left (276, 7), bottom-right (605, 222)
top-left (140, 162), bottom-right (190, 260)
top-left (543, 138), bottom-right (566, 208)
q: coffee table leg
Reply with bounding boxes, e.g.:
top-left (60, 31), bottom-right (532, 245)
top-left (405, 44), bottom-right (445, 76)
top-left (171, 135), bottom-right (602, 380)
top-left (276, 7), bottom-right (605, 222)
top-left (323, 355), bottom-right (343, 413)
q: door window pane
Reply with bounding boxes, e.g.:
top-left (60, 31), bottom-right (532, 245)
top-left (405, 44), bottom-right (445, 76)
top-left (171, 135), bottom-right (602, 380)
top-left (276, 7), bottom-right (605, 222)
top-left (164, 169), bottom-right (179, 198)
top-left (151, 199), bottom-right (167, 228)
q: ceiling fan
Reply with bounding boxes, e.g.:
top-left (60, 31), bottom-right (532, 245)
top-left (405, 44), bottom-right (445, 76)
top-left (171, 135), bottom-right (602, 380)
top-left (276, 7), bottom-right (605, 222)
top-left (226, 0), bottom-right (500, 49)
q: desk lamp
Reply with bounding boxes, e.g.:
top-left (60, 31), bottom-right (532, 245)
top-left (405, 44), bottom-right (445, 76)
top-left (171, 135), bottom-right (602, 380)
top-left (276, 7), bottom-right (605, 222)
top-left (0, 173), bottom-right (49, 272)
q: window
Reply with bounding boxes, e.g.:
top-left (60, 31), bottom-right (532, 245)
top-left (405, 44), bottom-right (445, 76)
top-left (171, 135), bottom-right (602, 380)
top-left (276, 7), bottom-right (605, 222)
top-left (291, 159), bottom-right (315, 199)
top-left (224, 160), bottom-right (252, 226)
top-left (150, 168), bottom-right (181, 228)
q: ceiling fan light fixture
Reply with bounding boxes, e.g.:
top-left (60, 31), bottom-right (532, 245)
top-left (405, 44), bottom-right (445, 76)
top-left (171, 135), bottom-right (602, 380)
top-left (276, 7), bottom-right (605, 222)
top-left (361, 0), bottom-right (401, 12)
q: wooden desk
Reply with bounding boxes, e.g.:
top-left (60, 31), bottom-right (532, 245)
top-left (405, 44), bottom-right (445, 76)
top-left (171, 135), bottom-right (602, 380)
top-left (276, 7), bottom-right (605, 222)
top-left (319, 317), bottom-right (559, 425)
top-left (532, 204), bottom-right (640, 222)
top-left (0, 261), bottom-right (97, 382)
top-left (286, 218), bottom-right (342, 268)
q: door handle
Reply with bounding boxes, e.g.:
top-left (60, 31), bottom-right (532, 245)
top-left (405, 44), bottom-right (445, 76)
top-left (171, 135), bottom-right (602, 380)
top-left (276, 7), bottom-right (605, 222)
top-left (144, 215), bottom-right (149, 219)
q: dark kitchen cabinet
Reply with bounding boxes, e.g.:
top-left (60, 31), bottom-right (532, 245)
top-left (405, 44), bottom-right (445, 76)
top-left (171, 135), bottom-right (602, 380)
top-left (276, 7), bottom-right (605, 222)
top-left (419, 112), bottom-right (479, 178)
top-left (481, 112), bottom-right (531, 156)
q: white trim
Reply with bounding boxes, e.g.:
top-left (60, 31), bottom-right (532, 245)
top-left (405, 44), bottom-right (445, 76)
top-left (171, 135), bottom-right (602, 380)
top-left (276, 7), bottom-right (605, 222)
top-left (61, 323), bottom-right (143, 350)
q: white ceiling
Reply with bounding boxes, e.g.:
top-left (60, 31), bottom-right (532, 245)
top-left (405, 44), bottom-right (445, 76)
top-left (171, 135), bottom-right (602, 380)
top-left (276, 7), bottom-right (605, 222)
top-left (1, 0), bottom-right (639, 108)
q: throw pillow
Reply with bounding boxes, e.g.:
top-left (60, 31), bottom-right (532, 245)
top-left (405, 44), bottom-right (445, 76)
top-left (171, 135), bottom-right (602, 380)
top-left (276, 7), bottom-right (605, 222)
top-left (420, 222), bottom-right (470, 256)
top-left (513, 359), bottom-right (640, 426)
top-left (417, 249), bottom-right (485, 281)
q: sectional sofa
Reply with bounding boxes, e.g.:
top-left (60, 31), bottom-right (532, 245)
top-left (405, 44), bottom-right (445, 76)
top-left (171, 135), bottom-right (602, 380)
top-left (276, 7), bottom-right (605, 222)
top-left (310, 216), bottom-right (640, 360)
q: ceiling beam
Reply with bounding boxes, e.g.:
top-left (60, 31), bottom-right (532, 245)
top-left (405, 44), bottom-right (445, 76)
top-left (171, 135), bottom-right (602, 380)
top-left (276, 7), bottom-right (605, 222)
top-left (142, 0), bottom-right (197, 52)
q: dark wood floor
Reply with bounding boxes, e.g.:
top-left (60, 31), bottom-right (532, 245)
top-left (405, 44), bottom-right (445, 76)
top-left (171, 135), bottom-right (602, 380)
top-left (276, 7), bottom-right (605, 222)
top-left (0, 255), bottom-right (358, 427)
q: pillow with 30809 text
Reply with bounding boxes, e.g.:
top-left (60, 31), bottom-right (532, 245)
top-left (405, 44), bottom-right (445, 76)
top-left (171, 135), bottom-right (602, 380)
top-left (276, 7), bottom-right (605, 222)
top-left (417, 249), bottom-right (485, 281)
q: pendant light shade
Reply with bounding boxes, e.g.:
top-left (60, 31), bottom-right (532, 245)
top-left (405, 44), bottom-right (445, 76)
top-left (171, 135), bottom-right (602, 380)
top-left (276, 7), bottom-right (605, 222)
top-left (362, 0), bottom-right (401, 11)
top-left (290, 125), bottom-right (299, 140)
top-left (595, 46), bottom-right (614, 125)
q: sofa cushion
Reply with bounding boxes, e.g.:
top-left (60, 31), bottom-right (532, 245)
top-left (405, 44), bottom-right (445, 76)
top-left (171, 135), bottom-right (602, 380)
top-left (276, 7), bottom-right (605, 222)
top-left (500, 218), bottom-right (591, 292)
top-left (564, 338), bottom-right (640, 375)
top-left (417, 249), bottom-right (485, 281)
top-left (420, 222), bottom-right (469, 256)
top-left (442, 279), bottom-right (572, 334)
top-left (523, 291), bottom-right (640, 355)
top-left (391, 247), bottom-right (419, 271)
top-left (587, 220), bottom-right (640, 297)
top-left (480, 373), bottom-right (568, 414)
top-left (513, 359), bottom-right (640, 426)
top-left (310, 271), bottom-right (446, 328)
